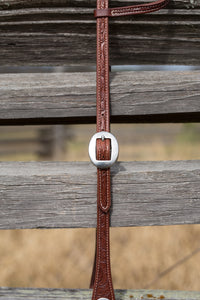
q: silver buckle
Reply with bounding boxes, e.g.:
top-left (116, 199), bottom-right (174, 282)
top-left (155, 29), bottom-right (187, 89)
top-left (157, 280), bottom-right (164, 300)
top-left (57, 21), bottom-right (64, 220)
top-left (88, 131), bottom-right (119, 169)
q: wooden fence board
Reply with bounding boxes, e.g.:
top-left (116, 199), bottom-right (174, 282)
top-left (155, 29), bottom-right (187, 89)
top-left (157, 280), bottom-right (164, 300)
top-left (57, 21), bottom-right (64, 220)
top-left (0, 287), bottom-right (200, 299)
top-left (0, 160), bottom-right (200, 229)
top-left (0, 71), bottom-right (199, 125)
top-left (0, 0), bottom-right (198, 10)
top-left (0, 7), bottom-right (199, 65)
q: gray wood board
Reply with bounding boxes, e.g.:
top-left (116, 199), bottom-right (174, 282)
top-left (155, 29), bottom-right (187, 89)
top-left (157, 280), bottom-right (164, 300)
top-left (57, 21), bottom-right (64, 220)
top-left (0, 8), bottom-right (200, 65)
top-left (0, 71), bottom-right (200, 125)
top-left (0, 288), bottom-right (200, 299)
top-left (0, 0), bottom-right (198, 10)
top-left (1, 160), bottom-right (200, 229)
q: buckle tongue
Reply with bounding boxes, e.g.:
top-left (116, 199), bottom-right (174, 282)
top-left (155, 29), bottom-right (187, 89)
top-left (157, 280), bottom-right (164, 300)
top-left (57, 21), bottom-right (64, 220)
top-left (88, 131), bottom-right (119, 169)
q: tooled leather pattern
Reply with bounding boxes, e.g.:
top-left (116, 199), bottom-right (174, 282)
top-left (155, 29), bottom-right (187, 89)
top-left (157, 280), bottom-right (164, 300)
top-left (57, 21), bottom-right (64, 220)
top-left (90, 142), bottom-right (112, 292)
top-left (92, 211), bottom-right (114, 300)
top-left (92, 0), bottom-right (114, 296)
top-left (96, 0), bottom-right (109, 133)
top-left (92, 140), bottom-right (115, 300)
top-left (92, 0), bottom-right (169, 297)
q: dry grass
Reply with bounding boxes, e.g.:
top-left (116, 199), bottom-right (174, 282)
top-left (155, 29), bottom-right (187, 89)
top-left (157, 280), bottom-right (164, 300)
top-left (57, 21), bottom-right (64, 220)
top-left (0, 124), bottom-right (200, 291)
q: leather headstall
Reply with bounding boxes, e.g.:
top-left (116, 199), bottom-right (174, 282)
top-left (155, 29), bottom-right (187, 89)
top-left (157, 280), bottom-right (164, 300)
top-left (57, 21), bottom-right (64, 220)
top-left (88, 0), bottom-right (169, 299)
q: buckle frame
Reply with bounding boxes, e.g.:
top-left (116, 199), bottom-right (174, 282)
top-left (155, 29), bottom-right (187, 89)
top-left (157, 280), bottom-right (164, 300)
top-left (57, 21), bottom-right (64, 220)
top-left (88, 131), bottom-right (119, 169)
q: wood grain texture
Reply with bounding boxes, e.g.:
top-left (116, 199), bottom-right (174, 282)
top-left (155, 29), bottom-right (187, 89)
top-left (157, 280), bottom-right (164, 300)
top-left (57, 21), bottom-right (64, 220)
top-left (0, 6), bottom-right (199, 65)
top-left (0, 287), bottom-right (200, 299)
top-left (0, 0), bottom-right (198, 10)
top-left (0, 71), bottom-right (199, 125)
top-left (0, 160), bottom-right (200, 229)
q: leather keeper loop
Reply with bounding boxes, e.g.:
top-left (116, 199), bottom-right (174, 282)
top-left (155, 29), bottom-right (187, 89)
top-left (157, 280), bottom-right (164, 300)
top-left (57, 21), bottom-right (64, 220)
top-left (94, 8), bottom-right (110, 18)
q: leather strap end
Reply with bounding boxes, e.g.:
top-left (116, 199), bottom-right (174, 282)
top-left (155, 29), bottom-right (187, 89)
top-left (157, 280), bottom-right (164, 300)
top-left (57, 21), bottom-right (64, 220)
top-left (94, 0), bottom-right (169, 18)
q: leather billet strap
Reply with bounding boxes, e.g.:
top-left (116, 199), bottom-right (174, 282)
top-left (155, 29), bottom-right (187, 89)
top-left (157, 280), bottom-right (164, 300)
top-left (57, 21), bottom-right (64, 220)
top-left (90, 0), bottom-right (169, 299)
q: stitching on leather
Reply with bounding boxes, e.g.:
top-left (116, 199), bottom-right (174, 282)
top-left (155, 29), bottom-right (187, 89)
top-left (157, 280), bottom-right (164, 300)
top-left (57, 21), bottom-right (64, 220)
top-left (93, 0), bottom-right (169, 297)
top-left (99, 170), bottom-right (110, 212)
top-left (97, 20), bottom-right (101, 132)
top-left (106, 215), bottom-right (113, 299)
top-left (106, 179), bottom-right (114, 300)
top-left (107, 169), bottom-right (111, 211)
top-left (99, 170), bottom-right (106, 211)
top-left (93, 204), bottom-right (101, 299)
top-left (111, 3), bottom-right (166, 16)
top-left (105, 18), bottom-right (110, 132)
top-left (92, 0), bottom-right (112, 295)
top-left (95, 0), bottom-right (169, 17)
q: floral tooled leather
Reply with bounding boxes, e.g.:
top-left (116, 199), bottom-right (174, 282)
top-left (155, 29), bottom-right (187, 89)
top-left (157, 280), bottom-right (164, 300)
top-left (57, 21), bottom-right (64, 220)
top-left (91, 0), bottom-right (169, 298)
top-left (92, 139), bottom-right (115, 300)
top-left (91, 0), bottom-right (115, 296)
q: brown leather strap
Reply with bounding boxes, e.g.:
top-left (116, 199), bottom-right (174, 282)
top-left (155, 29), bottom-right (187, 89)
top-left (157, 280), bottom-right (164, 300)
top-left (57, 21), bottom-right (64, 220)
top-left (91, 140), bottom-right (115, 300)
top-left (94, 0), bottom-right (169, 17)
top-left (91, 0), bottom-right (169, 298)
top-left (91, 0), bottom-right (115, 296)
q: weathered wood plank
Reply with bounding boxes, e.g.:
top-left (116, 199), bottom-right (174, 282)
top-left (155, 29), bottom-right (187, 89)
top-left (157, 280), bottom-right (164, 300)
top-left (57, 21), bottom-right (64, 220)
top-left (0, 7), bottom-right (200, 65)
top-left (0, 160), bottom-right (200, 229)
top-left (0, 0), bottom-right (198, 10)
top-left (0, 288), bottom-right (200, 299)
top-left (0, 71), bottom-right (199, 125)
